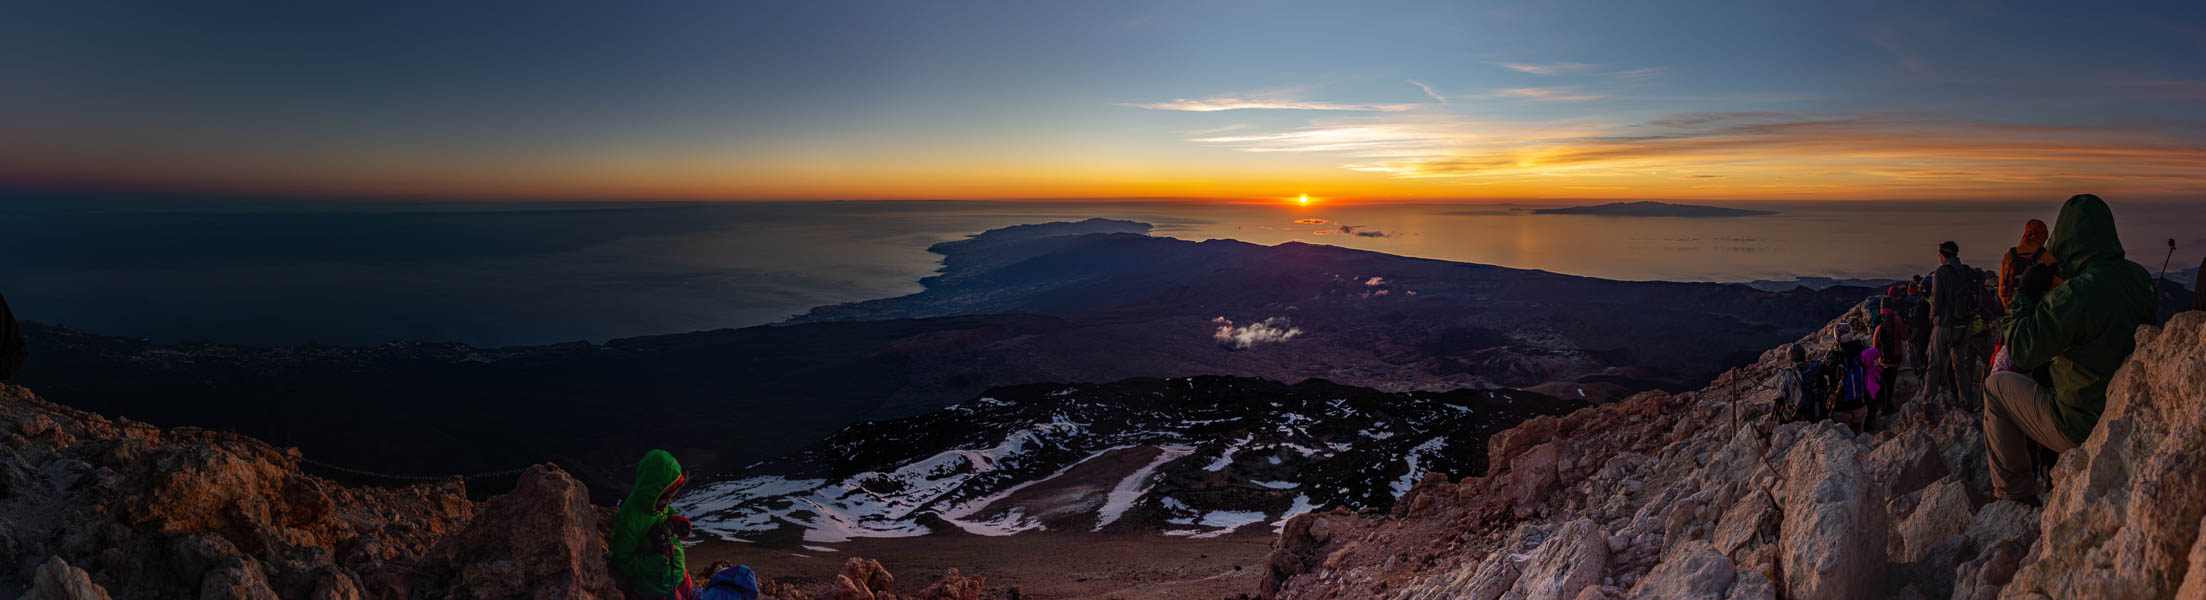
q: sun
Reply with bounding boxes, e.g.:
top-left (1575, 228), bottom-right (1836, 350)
top-left (1297, 194), bottom-right (1310, 205)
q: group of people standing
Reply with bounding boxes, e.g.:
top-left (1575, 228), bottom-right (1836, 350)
top-left (1779, 194), bottom-right (2168, 506)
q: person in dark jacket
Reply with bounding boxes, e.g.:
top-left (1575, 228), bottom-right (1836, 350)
top-left (1983, 194), bottom-right (2156, 503)
top-left (2196, 256), bottom-right (2204, 311)
top-left (1923, 241), bottom-right (1979, 410)
top-left (0, 293), bottom-right (25, 381)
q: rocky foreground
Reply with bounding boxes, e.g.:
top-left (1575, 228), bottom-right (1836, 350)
top-left (0, 383), bottom-right (987, 599)
top-left (1263, 308), bottom-right (2206, 600)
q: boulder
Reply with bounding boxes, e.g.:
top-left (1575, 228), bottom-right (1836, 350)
top-left (1504, 442), bottom-right (1567, 518)
top-left (23, 556), bottom-right (112, 600)
top-left (1864, 430), bottom-right (1947, 500)
top-left (2003, 313), bottom-right (2206, 599)
top-left (417, 464), bottom-right (621, 599)
top-left (1626, 541), bottom-right (1732, 600)
top-left (1710, 489), bottom-right (1776, 558)
top-left (1892, 477), bottom-right (1970, 563)
top-left (822, 558), bottom-right (895, 600)
top-left (1777, 425), bottom-right (1886, 600)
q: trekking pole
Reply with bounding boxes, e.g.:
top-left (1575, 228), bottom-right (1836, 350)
top-left (2158, 238), bottom-right (2177, 286)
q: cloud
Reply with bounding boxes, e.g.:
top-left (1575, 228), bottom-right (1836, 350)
top-left (1212, 317), bottom-right (1304, 349)
top-left (1495, 62), bottom-right (1597, 75)
top-left (1487, 88), bottom-right (1605, 102)
top-left (1606, 67), bottom-right (1669, 82)
top-left (1340, 225), bottom-right (1392, 238)
top-left (1125, 96), bottom-right (1417, 112)
top-left (1364, 276), bottom-right (1387, 286)
top-left (1409, 80), bottom-right (1447, 103)
top-left (1180, 109), bottom-right (2206, 194)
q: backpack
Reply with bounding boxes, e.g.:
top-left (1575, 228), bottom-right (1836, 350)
top-left (702, 565), bottom-right (762, 600)
top-left (1970, 269), bottom-right (2002, 319)
top-left (1777, 362), bottom-right (1829, 423)
top-left (1831, 353), bottom-right (1871, 412)
top-left (2003, 248), bottom-right (2045, 298)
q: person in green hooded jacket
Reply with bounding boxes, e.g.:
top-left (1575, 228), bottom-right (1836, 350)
top-left (611, 450), bottom-right (696, 599)
top-left (1983, 194), bottom-right (2156, 503)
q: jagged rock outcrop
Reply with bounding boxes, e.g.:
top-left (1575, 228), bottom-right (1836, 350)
top-left (415, 464), bottom-right (623, 599)
top-left (0, 383), bottom-right (475, 599)
top-left (1264, 307), bottom-right (2206, 600)
top-left (2002, 311), bottom-right (2206, 598)
top-left (0, 383), bottom-right (997, 599)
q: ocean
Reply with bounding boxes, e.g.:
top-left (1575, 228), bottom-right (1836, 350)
top-left (3, 190), bottom-right (2199, 346)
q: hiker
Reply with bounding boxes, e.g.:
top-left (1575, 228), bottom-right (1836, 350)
top-left (1822, 324), bottom-right (1873, 430)
top-left (1983, 194), bottom-right (2155, 504)
top-left (611, 450), bottom-right (698, 600)
top-left (1905, 277), bottom-right (1933, 372)
top-left (1999, 219), bottom-right (2055, 307)
top-left (1870, 299), bottom-right (1908, 426)
top-left (1774, 343), bottom-right (1829, 424)
top-left (0, 293), bottom-right (25, 381)
top-left (1923, 241), bottom-right (1981, 410)
top-left (2196, 257), bottom-right (2204, 311)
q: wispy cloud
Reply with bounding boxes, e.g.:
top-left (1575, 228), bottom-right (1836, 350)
top-left (1124, 95), bottom-right (1417, 112)
top-left (1485, 87), bottom-right (1606, 102)
top-left (1605, 67), bottom-right (1670, 82)
top-left (1181, 110), bottom-right (2206, 194)
top-left (1408, 80), bottom-right (1447, 103)
top-left (1494, 62), bottom-right (1597, 75)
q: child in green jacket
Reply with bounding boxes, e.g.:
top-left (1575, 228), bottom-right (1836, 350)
top-left (611, 450), bottom-right (696, 599)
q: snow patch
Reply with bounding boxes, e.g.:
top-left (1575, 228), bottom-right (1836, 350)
top-left (1093, 445), bottom-right (1195, 531)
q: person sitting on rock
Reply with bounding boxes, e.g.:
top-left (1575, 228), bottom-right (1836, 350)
top-left (1983, 194), bottom-right (2155, 504)
top-left (611, 450), bottom-right (698, 599)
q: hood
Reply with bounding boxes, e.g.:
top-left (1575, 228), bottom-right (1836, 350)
top-left (624, 450), bottom-right (685, 515)
top-left (708, 565), bottom-right (761, 597)
top-left (2046, 194), bottom-right (2126, 279)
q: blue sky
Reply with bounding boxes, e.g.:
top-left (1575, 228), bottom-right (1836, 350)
top-left (2, 0), bottom-right (2202, 200)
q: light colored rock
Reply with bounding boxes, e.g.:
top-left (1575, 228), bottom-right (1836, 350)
top-left (1893, 477), bottom-right (1971, 563)
top-left (1627, 541), bottom-right (1733, 600)
top-left (1865, 430), bottom-right (1947, 500)
top-left (1711, 489), bottom-right (1777, 558)
top-left (2002, 313), bottom-right (2206, 599)
top-left (1509, 519), bottom-right (1609, 600)
top-left (23, 556), bottom-right (112, 600)
top-left (1777, 424), bottom-right (1886, 600)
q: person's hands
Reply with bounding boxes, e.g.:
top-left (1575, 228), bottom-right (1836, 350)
top-left (2018, 262), bottom-right (2057, 298)
top-left (669, 514), bottom-right (693, 538)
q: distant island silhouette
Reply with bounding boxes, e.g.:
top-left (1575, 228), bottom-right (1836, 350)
top-left (1533, 201), bottom-right (1777, 217)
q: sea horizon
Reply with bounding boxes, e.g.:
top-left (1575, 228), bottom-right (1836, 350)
top-left (6, 187), bottom-right (2199, 347)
